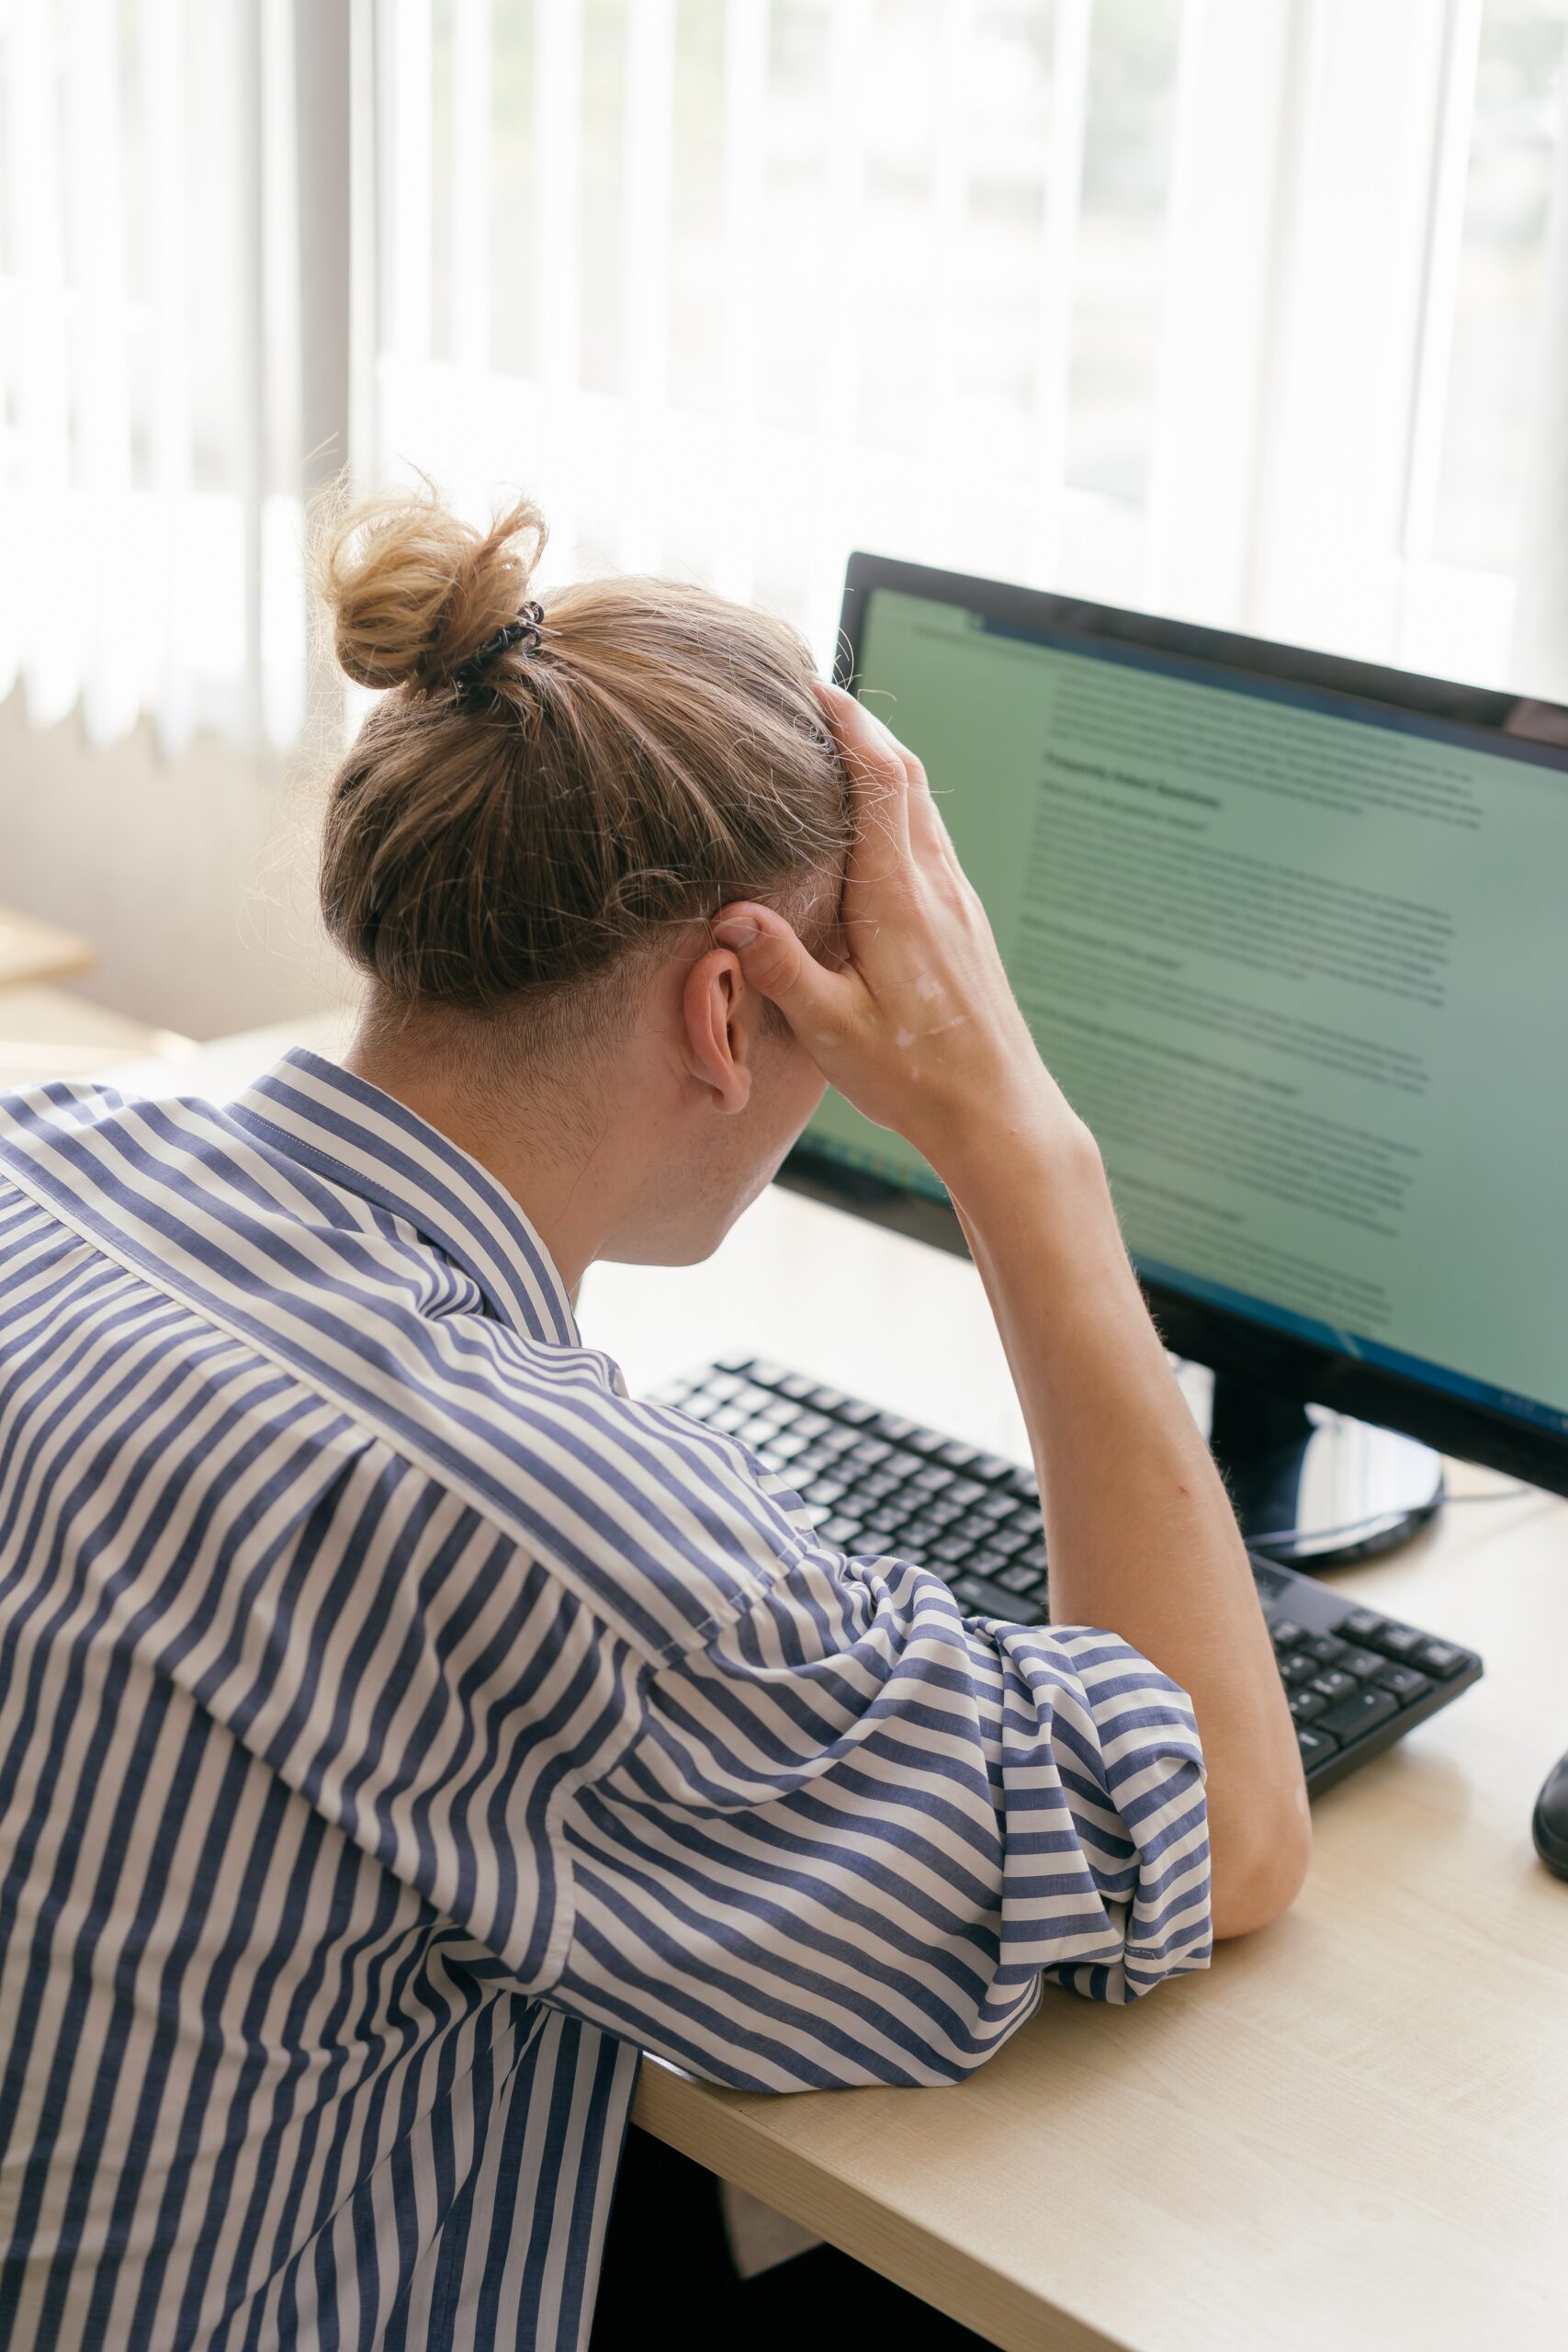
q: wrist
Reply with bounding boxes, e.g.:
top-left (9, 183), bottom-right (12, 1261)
top-left (916, 1074), bottom-right (1102, 1203)
top-left (939, 1106), bottom-right (1135, 1286)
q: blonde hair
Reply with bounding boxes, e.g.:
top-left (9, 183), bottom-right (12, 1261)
top-left (314, 483), bottom-right (848, 1056)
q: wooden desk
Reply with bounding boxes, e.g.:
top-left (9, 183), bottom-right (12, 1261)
top-left (0, 983), bottom-right (193, 1090)
top-left (578, 1194), bottom-right (1568, 2352)
top-left (100, 1027), bottom-right (1568, 2352)
top-left (0, 906), bottom-right (92, 989)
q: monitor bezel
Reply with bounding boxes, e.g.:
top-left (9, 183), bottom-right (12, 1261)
top-left (776, 549), bottom-right (1568, 1500)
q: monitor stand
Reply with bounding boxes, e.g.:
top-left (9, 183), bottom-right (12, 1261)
top-left (1205, 1374), bottom-right (1444, 1569)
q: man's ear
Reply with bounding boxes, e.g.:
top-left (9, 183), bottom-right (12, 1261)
top-left (681, 945), bottom-right (756, 1113)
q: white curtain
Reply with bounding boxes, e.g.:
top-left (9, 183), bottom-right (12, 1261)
top-left (0, 0), bottom-right (306, 755)
top-left (3, 0), bottom-right (1567, 762)
top-left (372, 0), bottom-right (1568, 700)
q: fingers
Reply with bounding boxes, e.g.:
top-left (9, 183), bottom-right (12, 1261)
top-left (814, 681), bottom-right (911, 862)
top-left (711, 903), bottom-right (847, 1043)
top-left (815, 679), bottom-right (950, 867)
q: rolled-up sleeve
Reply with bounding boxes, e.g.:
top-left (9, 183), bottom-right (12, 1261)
top-left (547, 1546), bottom-right (1211, 2092)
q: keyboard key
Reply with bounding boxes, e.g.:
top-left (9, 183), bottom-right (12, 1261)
top-left (976, 1491), bottom-right (1019, 1522)
top-left (936, 1440), bottom-right (978, 1469)
top-left (1269, 1619), bottom-right (1305, 1649)
top-left (1289, 1690), bottom-right (1328, 1724)
top-left (946, 1514), bottom-right (1004, 1552)
top-left (840, 1400), bottom-right (882, 1427)
top-left (929, 1536), bottom-right (972, 1566)
top-left (1309, 1668), bottom-right (1358, 1701)
top-left (807, 1385), bottom-right (849, 1413)
top-left (819, 1426), bottom-right (862, 1457)
top-left (1341, 1648), bottom-right (1389, 1682)
top-left (1340, 1610), bottom-right (1386, 1643)
top-left (1303, 1634), bottom-right (1348, 1666)
top-left (908, 1429), bottom-right (947, 1458)
top-left (818, 1516), bottom-right (863, 1546)
top-left (1414, 1639), bottom-right (1468, 1679)
top-left (998, 1563), bottom-right (1043, 1594)
top-left (1278, 1653), bottom-right (1318, 1686)
top-left (1372, 1623), bottom-right (1424, 1661)
top-left (1007, 1467), bottom-right (1041, 1503)
top-left (1315, 1686), bottom-right (1399, 1742)
top-left (966, 1548), bottom-right (1012, 1578)
top-left (776, 1374), bottom-right (815, 1400)
top-left (913, 1464), bottom-right (952, 1493)
top-left (859, 1528), bottom-right (901, 1555)
top-left (1297, 1727), bottom-right (1339, 1768)
top-left (971, 1453), bottom-right (1020, 1484)
top-left (952, 1572), bottom-right (1020, 1616)
top-left (1377, 1666), bottom-right (1433, 1703)
top-left (805, 1477), bottom-right (848, 1509)
top-left (900, 1515), bottom-right (946, 1547)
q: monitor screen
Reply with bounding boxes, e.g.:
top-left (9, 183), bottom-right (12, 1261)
top-left (797, 579), bottom-right (1568, 1448)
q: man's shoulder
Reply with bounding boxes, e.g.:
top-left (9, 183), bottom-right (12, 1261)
top-left (440, 1317), bottom-right (821, 1652)
top-left (0, 1087), bottom-right (816, 1668)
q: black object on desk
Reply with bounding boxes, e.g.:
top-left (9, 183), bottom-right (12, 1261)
top-left (661, 1356), bottom-right (1483, 1797)
top-left (1532, 1750), bottom-right (1568, 1881)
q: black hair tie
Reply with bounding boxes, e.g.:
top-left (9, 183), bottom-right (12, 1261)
top-left (456, 600), bottom-right (545, 690)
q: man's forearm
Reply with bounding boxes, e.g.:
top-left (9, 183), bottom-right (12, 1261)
top-left (943, 1117), bottom-right (1311, 1937)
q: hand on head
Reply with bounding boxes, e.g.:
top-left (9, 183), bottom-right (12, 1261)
top-left (712, 683), bottom-right (1077, 1176)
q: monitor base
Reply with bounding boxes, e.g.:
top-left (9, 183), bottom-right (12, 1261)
top-left (1206, 1374), bottom-right (1444, 1568)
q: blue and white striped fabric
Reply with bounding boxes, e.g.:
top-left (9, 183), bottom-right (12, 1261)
top-left (0, 1047), bottom-right (1211, 2350)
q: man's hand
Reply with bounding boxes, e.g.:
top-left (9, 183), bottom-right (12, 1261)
top-left (712, 684), bottom-right (1086, 1181)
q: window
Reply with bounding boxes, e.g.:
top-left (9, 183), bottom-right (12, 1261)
top-left (370, 0), bottom-right (1568, 694)
top-left (4, 0), bottom-right (1567, 755)
top-left (0, 0), bottom-right (306, 752)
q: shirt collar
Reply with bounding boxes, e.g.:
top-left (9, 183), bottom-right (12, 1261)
top-left (227, 1047), bottom-right (579, 1348)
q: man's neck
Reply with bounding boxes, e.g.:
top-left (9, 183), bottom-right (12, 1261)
top-left (344, 1036), bottom-right (641, 1295)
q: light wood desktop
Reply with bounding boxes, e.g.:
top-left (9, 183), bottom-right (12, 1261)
top-left (0, 905), bottom-right (92, 989)
top-left (0, 982), bottom-right (192, 1091)
top-left (102, 1023), bottom-right (1568, 2352)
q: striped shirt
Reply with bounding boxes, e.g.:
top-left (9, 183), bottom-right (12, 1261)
top-left (0, 1047), bottom-right (1211, 2351)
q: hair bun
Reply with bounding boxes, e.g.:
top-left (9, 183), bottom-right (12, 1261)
top-left (317, 481), bottom-right (548, 695)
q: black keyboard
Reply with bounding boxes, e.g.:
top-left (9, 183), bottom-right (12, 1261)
top-left (657, 1354), bottom-right (1483, 1796)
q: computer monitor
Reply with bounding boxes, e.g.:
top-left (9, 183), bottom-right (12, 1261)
top-left (779, 553), bottom-right (1568, 1562)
